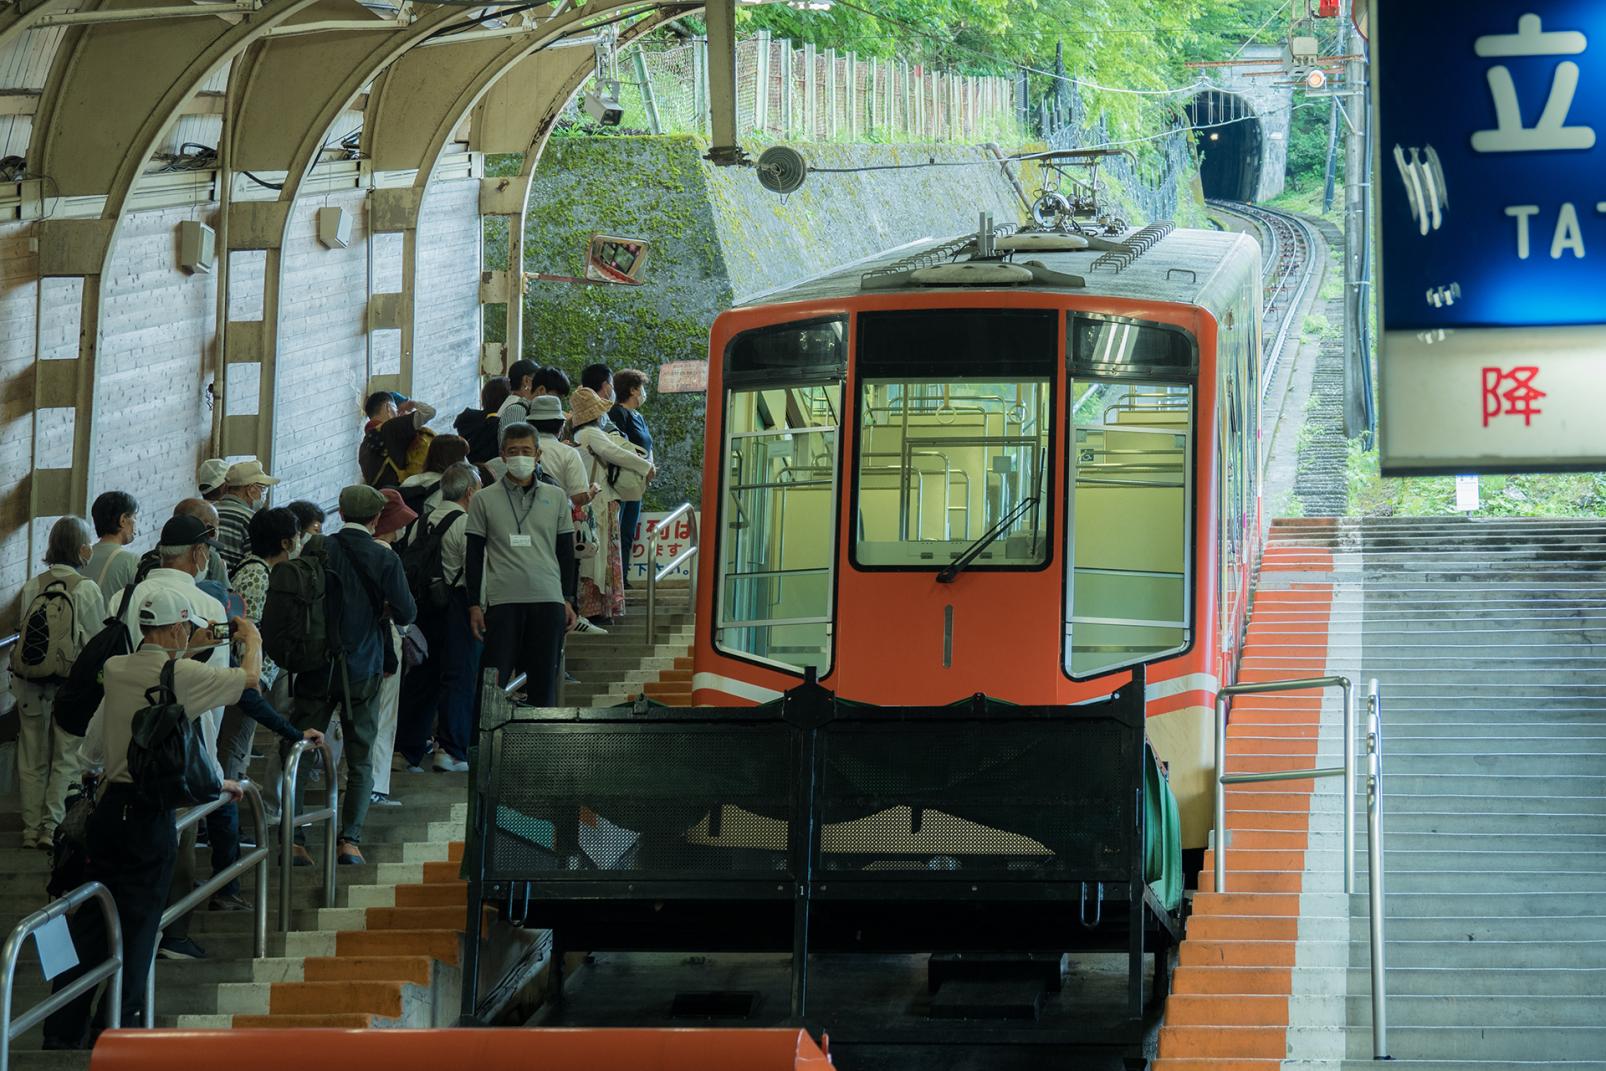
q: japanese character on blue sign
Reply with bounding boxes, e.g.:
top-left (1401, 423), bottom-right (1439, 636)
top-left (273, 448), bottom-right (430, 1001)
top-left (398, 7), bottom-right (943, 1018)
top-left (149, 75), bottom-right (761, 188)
top-left (1376, 2), bottom-right (1606, 330)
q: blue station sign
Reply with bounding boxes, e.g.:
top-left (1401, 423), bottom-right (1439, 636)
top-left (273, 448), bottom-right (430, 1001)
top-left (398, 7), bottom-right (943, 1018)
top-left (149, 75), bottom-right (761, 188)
top-left (1374, 1), bottom-right (1606, 473)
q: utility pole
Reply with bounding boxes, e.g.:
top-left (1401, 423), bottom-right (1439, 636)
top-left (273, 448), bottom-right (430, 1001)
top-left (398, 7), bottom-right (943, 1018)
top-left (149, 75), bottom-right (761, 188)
top-left (1322, 10), bottom-right (1346, 214)
top-left (1341, 0), bottom-right (1373, 440)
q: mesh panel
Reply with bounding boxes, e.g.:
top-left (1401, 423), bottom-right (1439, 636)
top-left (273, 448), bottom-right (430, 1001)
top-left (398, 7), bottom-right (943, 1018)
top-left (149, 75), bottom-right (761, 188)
top-left (486, 722), bottom-right (794, 881)
top-left (816, 719), bottom-right (1135, 880)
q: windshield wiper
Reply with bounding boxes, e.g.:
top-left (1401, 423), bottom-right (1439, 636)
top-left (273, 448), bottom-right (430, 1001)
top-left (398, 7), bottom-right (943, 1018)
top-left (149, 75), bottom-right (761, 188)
top-left (936, 496), bottom-right (1040, 584)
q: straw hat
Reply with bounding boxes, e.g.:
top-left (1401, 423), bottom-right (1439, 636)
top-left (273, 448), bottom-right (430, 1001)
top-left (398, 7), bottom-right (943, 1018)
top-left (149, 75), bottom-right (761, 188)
top-left (569, 386), bottom-right (610, 429)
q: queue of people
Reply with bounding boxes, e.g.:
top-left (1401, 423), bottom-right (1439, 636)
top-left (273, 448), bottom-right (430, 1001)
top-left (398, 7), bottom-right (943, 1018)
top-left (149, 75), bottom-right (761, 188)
top-left (6, 361), bottom-right (657, 1043)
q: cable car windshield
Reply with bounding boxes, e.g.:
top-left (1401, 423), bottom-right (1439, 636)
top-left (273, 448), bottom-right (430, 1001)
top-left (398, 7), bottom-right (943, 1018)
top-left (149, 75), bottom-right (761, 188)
top-left (853, 309), bottom-right (1055, 570)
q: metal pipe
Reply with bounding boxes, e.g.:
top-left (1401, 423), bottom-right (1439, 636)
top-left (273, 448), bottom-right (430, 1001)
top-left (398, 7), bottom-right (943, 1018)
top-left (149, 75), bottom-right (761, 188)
top-left (1367, 679), bottom-right (1389, 1059)
top-left (1221, 766), bottom-right (1345, 785)
top-left (2, 882), bottom-right (122, 1071)
top-left (279, 740), bottom-right (339, 933)
top-left (1213, 692), bottom-right (1227, 893)
top-left (1343, 677), bottom-right (1356, 895)
top-left (147, 783), bottom-right (271, 1027)
top-left (646, 502), bottom-right (698, 642)
top-left (33, 1), bottom-right (259, 27)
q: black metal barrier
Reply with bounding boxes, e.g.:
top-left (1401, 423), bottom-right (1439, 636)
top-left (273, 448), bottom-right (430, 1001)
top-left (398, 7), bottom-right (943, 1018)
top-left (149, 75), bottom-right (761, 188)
top-left (462, 664), bottom-right (1182, 1059)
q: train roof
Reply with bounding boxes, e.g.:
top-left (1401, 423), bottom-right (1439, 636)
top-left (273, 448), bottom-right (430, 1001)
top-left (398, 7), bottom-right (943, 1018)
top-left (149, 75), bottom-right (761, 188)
top-left (738, 225), bottom-right (1261, 320)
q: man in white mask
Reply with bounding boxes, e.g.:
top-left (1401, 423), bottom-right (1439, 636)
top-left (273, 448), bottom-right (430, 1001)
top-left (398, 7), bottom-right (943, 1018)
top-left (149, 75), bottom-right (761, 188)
top-left (464, 421), bottom-right (577, 707)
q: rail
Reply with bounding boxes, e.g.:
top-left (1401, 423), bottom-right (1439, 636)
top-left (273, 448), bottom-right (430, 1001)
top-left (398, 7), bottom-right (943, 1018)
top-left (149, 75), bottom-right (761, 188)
top-left (1213, 675), bottom-right (1389, 1059)
top-left (645, 501), bottom-right (699, 642)
top-left (280, 739), bottom-right (339, 934)
top-left (0, 883), bottom-right (122, 1071)
top-left (146, 781), bottom-right (270, 1027)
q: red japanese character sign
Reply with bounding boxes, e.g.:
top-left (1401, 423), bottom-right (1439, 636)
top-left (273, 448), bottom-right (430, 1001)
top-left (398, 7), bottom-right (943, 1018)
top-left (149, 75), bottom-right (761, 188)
top-left (1481, 366), bottom-right (1546, 426)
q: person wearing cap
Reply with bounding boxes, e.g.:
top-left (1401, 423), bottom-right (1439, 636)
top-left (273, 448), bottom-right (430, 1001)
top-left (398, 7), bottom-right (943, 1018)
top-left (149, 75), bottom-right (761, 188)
top-left (197, 458), bottom-right (229, 502)
top-left (360, 389), bottom-right (438, 489)
top-left (397, 461), bottom-right (481, 774)
top-left (107, 513), bottom-right (233, 960)
top-left (367, 487), bottom-right (416, 808)
top-left (465, 422), bottom-right (578, 706)
top-left (42, 587), bottom-right (254, 1047)
top-left (134, 499), bottom-right (229, 588)
top-left (289, 483), bottom-right (417, 866)
top-left (214, 458), bottom-right (279, 572)
top-left (570, 386), bottom-right (655, 627)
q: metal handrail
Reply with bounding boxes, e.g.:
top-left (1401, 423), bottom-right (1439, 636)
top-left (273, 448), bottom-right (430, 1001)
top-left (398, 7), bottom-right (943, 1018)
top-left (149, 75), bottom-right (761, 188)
top-left (645, 501), bottom-right (699, 642)
top-left (0, 882), bottom-right (122, 1071)
top-left (1365, 680), bottom-right (1390, 1060)
top-left (1213, 674), bottom-right (1390, 1060)
top-left (1214, 674), bottom-right (1356, 894)
top-left (280, 739), bottom-right (339, 933)
top-left (146, 780), bottom-right (270, 1027)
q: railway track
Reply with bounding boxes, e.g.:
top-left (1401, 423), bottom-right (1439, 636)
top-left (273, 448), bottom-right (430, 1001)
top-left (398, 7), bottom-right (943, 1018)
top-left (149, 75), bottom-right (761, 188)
top-left (1207, 199), bottom-right (1321, 401)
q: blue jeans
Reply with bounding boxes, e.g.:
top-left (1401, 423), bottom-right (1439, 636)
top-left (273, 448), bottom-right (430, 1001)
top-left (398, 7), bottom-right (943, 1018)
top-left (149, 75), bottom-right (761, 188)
top-left (619, 499), bottom-right (642, 584)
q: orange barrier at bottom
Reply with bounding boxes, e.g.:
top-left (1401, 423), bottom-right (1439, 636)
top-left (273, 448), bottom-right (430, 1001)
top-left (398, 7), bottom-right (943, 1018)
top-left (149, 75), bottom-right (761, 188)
top-left (89, 1028), bottom-right (833, 1070)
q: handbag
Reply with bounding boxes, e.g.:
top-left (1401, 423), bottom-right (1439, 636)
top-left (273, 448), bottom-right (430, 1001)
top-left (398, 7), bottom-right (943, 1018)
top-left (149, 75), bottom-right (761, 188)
top-left (587, 430), bottom-right (651, 503)
top-left (47, 773), bottom-right (100, 897)
top-left (573, 503), bottom-right (600, 560)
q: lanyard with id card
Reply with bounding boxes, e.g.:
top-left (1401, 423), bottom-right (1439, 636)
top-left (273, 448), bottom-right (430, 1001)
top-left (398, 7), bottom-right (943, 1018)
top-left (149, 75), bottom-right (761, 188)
top-left (505, 482), bottom-right (538, 548)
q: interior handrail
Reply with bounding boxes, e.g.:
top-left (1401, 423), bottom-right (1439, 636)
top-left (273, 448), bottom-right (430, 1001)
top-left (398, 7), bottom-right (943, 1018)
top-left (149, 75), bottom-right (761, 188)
top-left (147, 780), bottom-right (270, 1027)
top-left (646, 502), bottom-right (699, 643)
top-left (280, 739), bottom-right (339, 933)
top-left (1213, 675), bottom-right (1388, 1059)
top-left (0, 882), bottom-right (122, 1071)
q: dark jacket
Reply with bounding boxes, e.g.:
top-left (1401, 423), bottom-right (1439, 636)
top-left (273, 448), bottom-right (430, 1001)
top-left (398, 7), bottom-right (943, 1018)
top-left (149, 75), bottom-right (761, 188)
top-left (610, 404), bottom-right (653, 457)
top-left (326, 527), bottom-right (416, 681)
top-left (454, 406), bottom-right (502, 465)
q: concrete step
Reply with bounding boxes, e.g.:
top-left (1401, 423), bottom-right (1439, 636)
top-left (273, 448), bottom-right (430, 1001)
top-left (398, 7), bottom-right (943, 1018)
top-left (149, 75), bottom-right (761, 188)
top-left (1339, 1025), bottom-right (1606, 1061)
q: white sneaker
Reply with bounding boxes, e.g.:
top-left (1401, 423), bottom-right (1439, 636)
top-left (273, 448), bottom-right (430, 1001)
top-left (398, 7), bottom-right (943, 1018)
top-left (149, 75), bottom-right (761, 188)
top-left (572, 617), bottom-right (609, 636)
top-left (433, 752), bottom-right (470, 774)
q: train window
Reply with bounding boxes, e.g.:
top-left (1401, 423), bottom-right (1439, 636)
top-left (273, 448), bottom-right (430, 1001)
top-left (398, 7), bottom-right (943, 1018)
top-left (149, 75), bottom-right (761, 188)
top-left (725, 317), bottom-right (846, 387)
top-left (1066, 371), bottom-right (1193, 679)
top-left (853, 310), bottom-right (1054, 570)
top-left (716, 324), bottom-right (843, 676)
top-left (1070, 316), bottom-right (1196, 377)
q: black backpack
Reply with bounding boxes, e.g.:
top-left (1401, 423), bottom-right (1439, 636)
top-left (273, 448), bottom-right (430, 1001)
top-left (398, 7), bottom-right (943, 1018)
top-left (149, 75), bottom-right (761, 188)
top-left (260, 535), bottom-right (334, 674)
top-left (53, 581), bottom-right (139, 737)
top-left (127, 659), bottom-right (223, 810)
top-left (454, 407), bottom-right (501, 465)
top-left (401, 510), bottom-right (464, 615)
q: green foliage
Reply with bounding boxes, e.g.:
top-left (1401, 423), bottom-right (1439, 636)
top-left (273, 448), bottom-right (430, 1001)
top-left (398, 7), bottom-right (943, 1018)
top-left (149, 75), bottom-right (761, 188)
top-left (732, 0), bottom-right (1288, 142)
top-left (1283, 101), bottom-right (1338, 193)
top-left (1348, 440), bottom-right (1606, 518)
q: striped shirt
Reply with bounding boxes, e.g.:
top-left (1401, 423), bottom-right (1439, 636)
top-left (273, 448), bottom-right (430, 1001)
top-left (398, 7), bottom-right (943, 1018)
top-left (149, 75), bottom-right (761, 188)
top-left (215, 494), bottom-right (253, 572)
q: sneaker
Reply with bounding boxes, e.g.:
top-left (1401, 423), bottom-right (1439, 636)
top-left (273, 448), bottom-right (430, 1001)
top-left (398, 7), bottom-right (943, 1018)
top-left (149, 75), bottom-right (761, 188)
top-left (291, 844), bottom-right (315, 868)
top-left (158, 936), bottom-right (207, 960)
top-left (337, 841), bottom-right (366, 866)
top-left (369, 792), bottom-right (402, 807)
top-left (572, 617), bottom-right (609, 636)
top-left (404, 762), bottom-right (427, 774)
top-left (20, 831), bottom-right (38, 850)
top-left (564, 671), bottom-right (581, 685)
top-left (433, 752), bottom-right (469, 774)
top-left (209, 892), bottom-right (251, 913)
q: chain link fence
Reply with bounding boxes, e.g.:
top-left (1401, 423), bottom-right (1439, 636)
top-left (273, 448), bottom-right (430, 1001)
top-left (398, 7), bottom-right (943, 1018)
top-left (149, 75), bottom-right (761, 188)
top-left (594, 33), bottom-right (1022, 145)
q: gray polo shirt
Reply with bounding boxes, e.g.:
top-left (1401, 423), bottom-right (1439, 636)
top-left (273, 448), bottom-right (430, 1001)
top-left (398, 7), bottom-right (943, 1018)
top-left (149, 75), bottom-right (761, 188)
top-left (465, 477), bottom-right (573, 608)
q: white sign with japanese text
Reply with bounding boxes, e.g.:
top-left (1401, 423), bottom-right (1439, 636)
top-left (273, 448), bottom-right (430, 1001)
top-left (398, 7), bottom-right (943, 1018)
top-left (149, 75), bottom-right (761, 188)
top-left (1375, 3), bottom-right (1606, 473)
top-left (626, 510), bottom-right (699, 582)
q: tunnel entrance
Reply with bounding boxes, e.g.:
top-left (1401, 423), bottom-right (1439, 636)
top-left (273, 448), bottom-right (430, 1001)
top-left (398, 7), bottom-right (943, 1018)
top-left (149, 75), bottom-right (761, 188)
top-left (1188, 90), bottom-right (1264, 202)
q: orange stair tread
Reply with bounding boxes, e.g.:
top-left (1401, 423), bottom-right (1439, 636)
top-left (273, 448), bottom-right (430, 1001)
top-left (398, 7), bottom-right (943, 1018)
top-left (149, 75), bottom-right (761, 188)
top-left (302, 955), bottom-right (434, 985)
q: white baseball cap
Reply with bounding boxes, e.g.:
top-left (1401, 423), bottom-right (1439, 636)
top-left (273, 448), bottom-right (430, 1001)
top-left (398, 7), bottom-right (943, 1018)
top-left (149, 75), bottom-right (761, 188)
top-left (197, 458), bottom-right (229, 494)
top-left (137, 588), bottom-right (193, 628)
top-left (225, 458), bottom-right (280, 487)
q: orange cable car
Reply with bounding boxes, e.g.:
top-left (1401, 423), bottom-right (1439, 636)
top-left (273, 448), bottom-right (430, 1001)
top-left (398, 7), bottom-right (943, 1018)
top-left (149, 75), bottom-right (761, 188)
top-left (691, 225), bottom-right (1266, 853)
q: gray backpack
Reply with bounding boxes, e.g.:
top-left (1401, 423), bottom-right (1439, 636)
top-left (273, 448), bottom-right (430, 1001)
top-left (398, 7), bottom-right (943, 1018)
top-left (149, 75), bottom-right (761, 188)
top-left (10, 573), bottom-right (84, 681)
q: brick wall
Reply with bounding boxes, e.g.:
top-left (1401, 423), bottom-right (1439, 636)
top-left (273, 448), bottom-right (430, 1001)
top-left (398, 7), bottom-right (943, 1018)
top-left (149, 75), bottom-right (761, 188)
top-left (271, 188), bottom-right (373, 510)
top-left (412, 178), bottom-right (482, 433)
top-left (91, 205), bottom-right (220, 524)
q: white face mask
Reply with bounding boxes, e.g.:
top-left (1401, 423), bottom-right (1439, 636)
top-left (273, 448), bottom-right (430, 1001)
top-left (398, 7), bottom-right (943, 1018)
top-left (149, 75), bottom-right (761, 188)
top-left (505, 456), bottom-right (537, 480)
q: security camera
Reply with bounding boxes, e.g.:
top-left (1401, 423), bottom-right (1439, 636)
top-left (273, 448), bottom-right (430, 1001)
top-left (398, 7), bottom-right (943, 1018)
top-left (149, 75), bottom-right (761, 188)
top-left (583, 81), bottom-right (624, 127)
